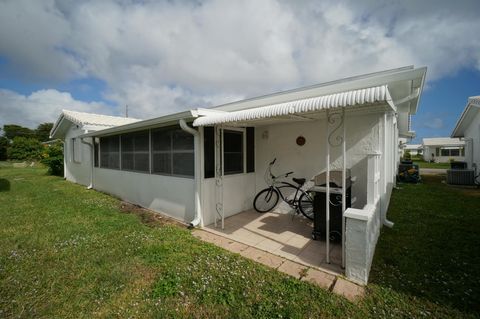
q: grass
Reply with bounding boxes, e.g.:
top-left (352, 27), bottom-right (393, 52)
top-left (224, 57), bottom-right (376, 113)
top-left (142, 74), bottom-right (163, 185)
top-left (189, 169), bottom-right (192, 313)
top-left (413, 160), bottom-right (451, 169)
top-left (1, 166), bottom-right (479, 318)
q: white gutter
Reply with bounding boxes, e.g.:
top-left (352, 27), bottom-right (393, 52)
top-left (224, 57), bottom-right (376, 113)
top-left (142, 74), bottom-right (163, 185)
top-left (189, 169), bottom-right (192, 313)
top-left (80, 136), bottom-right (94, 189)
top-left (179, 119), bottom-right (202, 228)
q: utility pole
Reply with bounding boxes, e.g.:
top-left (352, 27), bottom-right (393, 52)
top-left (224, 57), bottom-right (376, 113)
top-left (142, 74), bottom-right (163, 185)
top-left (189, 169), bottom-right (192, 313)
top-left (125, 104), bottom-right (129, 118)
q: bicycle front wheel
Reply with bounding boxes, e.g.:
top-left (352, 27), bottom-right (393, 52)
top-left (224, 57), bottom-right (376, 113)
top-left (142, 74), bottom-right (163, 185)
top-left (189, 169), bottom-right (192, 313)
top-left (253, 188), bottom-right (279, 213)
top-left (298, 191), bottom-right (314, 220)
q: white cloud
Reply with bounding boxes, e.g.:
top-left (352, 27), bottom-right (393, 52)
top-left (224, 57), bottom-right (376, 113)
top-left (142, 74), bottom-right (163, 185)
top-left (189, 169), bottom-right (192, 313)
top-left (423, 117), bottom-right (444, 129)
top-left (0, 0), bottom-right (479, 123)
top-left (0, 89), bottom-right (112, 129)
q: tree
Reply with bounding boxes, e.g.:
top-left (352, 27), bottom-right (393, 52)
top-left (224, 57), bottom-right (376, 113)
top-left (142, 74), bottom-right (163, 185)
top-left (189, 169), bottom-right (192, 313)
top-left (41, 140), bottom-right (64, 176)
top-left (3, 124), bottom-right (35, 140)
top-left (0, 136), bottom-right (8, 161)
top-left (35, 123), bottom-right (54, 142)
top-left (7, 137), bottom-right (43, 160)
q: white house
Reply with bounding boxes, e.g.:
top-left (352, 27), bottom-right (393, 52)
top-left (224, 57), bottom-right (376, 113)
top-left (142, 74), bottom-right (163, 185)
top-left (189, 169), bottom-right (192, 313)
top-left (422, 137), bottom-right (465, 163)
top-left (403, 144), bottom-right (423, 156)
top-left (51, 65), bottom-right (427, 284)
top-left (451, 96), bottom-right (480, 173)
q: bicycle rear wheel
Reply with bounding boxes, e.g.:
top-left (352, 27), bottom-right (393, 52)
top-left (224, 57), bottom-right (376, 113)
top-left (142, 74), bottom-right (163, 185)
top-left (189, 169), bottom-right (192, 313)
top-left (253, 188), bottom-right (279, 213)
top-left (298, 191), bottom-right (314, 220)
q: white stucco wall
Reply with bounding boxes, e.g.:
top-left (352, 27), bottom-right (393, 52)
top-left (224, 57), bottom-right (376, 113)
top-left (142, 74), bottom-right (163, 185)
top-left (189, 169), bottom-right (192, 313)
top-left (202, 173), bottom-right (256, 226)
top-left (93, 168), bottom-right (195, 222)
top-left (254, 111), bottom-right (383, 212)
top-left (64, 125), bottom-right (92, 186)
top-left (423, 146), bottom-right (465, 163)
top-left (62, 122), bottom-right (196, 223)
top-left (463, 110), bottom-right (480, 170)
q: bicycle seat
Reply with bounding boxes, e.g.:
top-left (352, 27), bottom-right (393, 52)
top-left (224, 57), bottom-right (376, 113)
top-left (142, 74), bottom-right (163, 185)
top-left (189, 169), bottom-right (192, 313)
top-left (292, 178), bottom-right (306, 186)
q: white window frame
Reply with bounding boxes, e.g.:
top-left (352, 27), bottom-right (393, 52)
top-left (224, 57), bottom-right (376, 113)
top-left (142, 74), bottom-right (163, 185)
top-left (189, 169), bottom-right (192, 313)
top-left (71, 138), bottom-right (82, 163)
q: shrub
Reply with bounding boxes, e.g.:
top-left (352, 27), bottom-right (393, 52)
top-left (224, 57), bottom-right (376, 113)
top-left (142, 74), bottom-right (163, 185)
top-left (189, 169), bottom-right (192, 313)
top-left (7, 137), bottom-right (43, 160)
top-left (403, 150), bottom-right (411, 160)
top-left (41, 141), bottom-right (64, 176)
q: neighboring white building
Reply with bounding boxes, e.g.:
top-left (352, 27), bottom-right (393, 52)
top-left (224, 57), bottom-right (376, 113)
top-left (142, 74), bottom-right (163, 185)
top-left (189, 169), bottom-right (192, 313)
top-left (451, 96), bottom-right (480, 172)
top-left (422, 137), bottom-right (465, 163)
top-left (403, 144), bottom-right (423, 156)
top-left (51, 66), bottom-right (427, 285)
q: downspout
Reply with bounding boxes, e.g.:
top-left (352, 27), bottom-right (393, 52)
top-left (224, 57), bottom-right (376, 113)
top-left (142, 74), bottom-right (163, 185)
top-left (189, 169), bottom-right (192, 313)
top-left (81, 137), bottom-right (94, 189)
top-left (179, 119), bottom-right (202, 228)
top-left (383, 113), bottom-right (394, 228)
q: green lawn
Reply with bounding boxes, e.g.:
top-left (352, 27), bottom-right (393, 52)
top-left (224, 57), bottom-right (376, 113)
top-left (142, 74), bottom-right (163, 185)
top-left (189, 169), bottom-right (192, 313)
top-left (1, 167), bottom-right (479, 318)
top-left (413, 160), bottom-right (451, 169)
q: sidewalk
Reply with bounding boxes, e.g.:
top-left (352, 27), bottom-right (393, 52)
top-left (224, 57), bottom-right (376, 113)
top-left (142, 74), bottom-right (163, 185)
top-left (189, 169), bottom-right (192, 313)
top-left (192, 229), bottom-right (365, 302)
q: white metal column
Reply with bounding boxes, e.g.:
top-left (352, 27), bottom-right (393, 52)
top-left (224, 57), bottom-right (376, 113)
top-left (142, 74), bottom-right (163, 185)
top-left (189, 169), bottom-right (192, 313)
top-left (341, 107), bottom-right (346, 269)
top-left (325, 109), bottom-right (331, 264)
top-left (214, 126), bottom-right (225, 229)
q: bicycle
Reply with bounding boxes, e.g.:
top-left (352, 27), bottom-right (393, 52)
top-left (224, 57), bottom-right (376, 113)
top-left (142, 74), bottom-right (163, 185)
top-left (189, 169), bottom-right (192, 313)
top-left (253, 158), bottom-right (314, 220)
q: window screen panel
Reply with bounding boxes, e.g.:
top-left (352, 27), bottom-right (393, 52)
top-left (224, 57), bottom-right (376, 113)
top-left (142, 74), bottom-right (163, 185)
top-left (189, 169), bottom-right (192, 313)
top-left (441, 149), bottom-right (449, 156)
top-left (152, 153), bottom-right (171, 174)
top-left (204, 127), bottom-right (215, 178)
top-left (450, 149), bottom-right (459, 156)
top-left (134, 132), bottom-right (149, 151)
top-left (94, 139), bottom-right (99, 167)
top-left (172, 130), bottom-right (194, 150)
top-left (246, 127), bottom-right (255, 173)
top-left (173, 152), bottom-right (194, 176)
top-left (100, 136), bottom-right (120, 169)
top-left (152, 129), bottom-right (171, 151)
top-left (134, 153), bottom-right (150, 172)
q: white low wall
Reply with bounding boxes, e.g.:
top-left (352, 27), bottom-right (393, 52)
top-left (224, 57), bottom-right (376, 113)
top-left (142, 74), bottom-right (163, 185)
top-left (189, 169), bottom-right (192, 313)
top-left (344, 199), bottom-right (382, 285)
top-left (93, 168), bottom-right (195, 223)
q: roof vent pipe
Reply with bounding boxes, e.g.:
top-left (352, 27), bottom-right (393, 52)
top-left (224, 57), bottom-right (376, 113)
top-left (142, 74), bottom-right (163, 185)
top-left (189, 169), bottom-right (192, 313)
top-left (179, 119), bottom-right (202, 228)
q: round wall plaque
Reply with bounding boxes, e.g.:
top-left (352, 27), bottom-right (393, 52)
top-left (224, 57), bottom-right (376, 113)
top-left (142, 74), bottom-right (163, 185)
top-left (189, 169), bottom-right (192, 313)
top-left (296, 136), bottom-right (306, 146)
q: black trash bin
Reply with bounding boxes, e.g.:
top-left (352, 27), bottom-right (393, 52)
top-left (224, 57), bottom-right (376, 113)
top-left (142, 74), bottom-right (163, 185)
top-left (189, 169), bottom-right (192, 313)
top-left (310, 171), bottom-right (352, 242)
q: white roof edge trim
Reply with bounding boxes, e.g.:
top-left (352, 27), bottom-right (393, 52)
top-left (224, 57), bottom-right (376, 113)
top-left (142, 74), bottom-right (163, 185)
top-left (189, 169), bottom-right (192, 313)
top-left (451, 96), bottom-right (480, 138)
top-left (193, 85), bottom-right (392, 127)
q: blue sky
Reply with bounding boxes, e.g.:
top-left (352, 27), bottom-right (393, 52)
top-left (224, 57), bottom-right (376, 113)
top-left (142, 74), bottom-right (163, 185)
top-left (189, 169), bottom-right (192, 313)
top-left (0, 0), bottom-right (479, 137)
top-left (412, 69), bottom-right (480, 143)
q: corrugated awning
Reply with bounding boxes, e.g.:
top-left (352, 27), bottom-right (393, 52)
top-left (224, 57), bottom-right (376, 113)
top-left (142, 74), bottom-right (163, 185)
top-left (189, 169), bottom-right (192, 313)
top-left (193, 85), bottom-right (392, 127)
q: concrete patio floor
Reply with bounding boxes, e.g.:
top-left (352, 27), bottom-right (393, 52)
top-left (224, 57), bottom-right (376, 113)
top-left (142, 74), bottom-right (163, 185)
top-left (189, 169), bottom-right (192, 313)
top-left (204, 209), bottom-right (343, 275)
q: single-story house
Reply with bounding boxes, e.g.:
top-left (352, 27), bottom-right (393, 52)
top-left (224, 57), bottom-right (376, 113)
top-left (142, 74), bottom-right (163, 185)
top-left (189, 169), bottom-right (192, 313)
top-left (422, 137), bottom-right (465, 163)
top-left (451, 96), bottom-right (480, 172)
top-left (402, 144), bottom-right (423, 156)
top-left (50, 65), bottom-right (427, 284)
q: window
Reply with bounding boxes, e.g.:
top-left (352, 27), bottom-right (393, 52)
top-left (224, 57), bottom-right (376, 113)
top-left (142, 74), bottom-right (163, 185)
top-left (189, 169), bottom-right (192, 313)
top-left (435, 148), bottom-right (440, 157)
top-left (450, 148), bottom-right (460, 156)
top-left (441, 148), bottom-right (449, 157)
top-left (224, 130), bottom-right (243, 175)
top-left (94, 138), bottom-right (99, 167)
top-left (71, 138), bottom-right (82, 163)
top-left (151, 126), bottom-right (194, 177)
top-left (461, 147), bottom-right (465, 156)
top-left (203, 127), bottom-right (255, 177)
top-left (204, 127), bottom-right (215, 178)
top-left (100, 136), bottom-right (120, 169)
top-left (121, 131), bottom-right (149, 172)
top-left (246, 127), bottom-right (255, 173)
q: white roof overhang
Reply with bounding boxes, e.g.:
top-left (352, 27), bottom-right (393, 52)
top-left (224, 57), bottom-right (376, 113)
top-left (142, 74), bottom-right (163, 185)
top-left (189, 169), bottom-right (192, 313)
top-left (193, 85), bottom-right (393, 127)
top-left (451, 96), bottom-right (480, 138)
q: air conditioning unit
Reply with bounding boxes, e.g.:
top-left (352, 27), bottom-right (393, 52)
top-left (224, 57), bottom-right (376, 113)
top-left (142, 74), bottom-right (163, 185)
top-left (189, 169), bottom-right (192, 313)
top-left (447, 169), bottom-right (475, 185)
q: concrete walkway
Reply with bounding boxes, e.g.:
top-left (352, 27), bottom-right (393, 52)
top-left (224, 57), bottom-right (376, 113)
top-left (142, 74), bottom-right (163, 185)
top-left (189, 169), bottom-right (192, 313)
top-left (192, 229), bottom-right (365, 302)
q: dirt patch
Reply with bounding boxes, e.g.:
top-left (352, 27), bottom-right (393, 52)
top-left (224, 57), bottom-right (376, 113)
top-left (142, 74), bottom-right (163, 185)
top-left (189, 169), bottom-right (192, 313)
top-left (119, 202), bottom-right (186, 228)
top-left (458, 188), bottom-right (480, 197)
